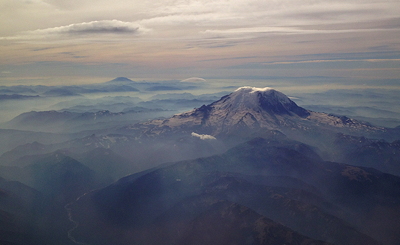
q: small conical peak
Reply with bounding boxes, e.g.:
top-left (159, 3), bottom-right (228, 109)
top-left (107, 77), bottom-right (134, 83)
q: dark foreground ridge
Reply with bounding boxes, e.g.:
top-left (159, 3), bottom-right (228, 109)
top-left (68, 137), bottom-right (400, 245)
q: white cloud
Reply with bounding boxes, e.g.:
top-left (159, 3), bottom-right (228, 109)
top-left (191, 132), bottom-right (216, 140)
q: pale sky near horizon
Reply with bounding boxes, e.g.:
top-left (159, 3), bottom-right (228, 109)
top-left (1, 0), bottom-right (400, 86)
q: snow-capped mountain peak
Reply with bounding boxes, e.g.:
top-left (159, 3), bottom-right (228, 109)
top-left (140, 87), bottom-right (310, 135)
top-left (139, 86), bottom-right (383, 137)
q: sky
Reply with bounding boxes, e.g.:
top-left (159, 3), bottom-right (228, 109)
top-left (1, 0), bottom-right (400, 86)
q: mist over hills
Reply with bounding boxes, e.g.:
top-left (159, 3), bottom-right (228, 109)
top-left (0, 82), bottom-right (400, 244)
top-left (2, 110), bottom-right (149, 133)
top-left (0, 94), bottom-right (40, 101)
top-left (0, 77), bottom-right (196, 99)
top-left (69, 137), bottom-right (398, 245)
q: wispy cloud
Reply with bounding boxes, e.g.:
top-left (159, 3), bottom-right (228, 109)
top-left (202, 26), bottom-right (399, 40)
top-left (264, 59), bottom-right (400, 65)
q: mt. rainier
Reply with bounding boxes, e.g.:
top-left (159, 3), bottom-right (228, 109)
top-left (141, 86), bottom-right (384, 137)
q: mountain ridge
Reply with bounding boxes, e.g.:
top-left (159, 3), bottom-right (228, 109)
top-left (68, 137), bottom-right (396, 244)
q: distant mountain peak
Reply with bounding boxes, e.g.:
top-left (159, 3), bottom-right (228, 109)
top-left (107, 77), bottom-right (134, 83)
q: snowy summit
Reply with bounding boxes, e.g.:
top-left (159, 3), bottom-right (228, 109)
top-left (220, 86), bottom-right (293, 111)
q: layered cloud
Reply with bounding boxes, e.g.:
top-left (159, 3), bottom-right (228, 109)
top-left (3, 0), bottom-right (400, 39)
top-left (2, 0), bottom-right (399, 44)
top-left (2, 20), bottom-right (147, 41)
